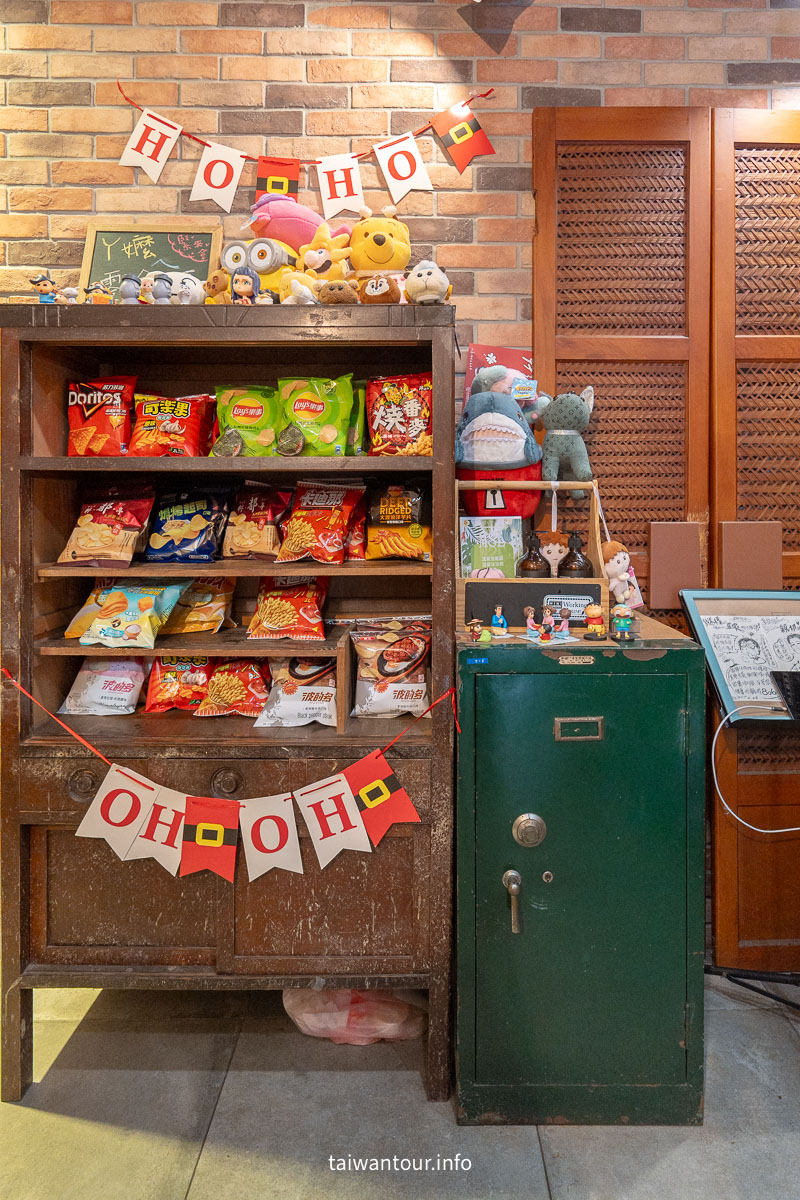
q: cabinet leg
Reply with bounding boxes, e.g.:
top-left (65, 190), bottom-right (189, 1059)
top-left (424, 979), bottom-right (452, 1101)
top-left (1, 986), bottom-right (32, 1102)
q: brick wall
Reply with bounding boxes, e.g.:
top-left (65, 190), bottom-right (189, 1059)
top-left (2, 0), bottom-right (798, 358)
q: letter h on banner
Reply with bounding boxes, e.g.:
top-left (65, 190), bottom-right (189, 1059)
top-left (294, 774), bottom-right (371, 868)
top-left (119, 110), bottom-right (182, 183)
top-left (315, 154), bottom-right (365, 221)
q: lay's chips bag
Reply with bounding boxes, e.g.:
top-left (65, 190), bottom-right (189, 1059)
top-left (278, 374), bottom-right (353, 457)
top-left (212, 385), bottom-right (285, 457)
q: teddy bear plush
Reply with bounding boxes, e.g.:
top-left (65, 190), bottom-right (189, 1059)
top-left (535, 385), bottom-right (594, 499)
top-left (203, 269), bottom-right (231, 305)
top-left (360, 275), bottom-right (402, 304)
top-left (316, 278), bottom-right (360, 305)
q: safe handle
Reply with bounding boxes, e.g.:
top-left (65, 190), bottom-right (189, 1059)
top-left (502, 869), bottom-right (522, 934)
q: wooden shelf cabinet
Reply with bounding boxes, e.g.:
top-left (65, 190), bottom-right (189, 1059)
top-left (0, 305), bottom-right (456, 1101)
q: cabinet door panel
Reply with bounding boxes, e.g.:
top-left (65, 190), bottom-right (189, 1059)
top-left (473, 672), bottom-right (687, 1087)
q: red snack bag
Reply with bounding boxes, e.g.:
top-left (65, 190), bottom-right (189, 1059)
top-left (223, 482), bottom-right (293, 560)
top-left (67, 375), bottom-right (136, 457)
top-left (247, 577), bottom-right (329, 641)
top-left (128, 393), bottom-right (211, 457)
top-left (345, 494), bottom-right (366, 562)
top-left (57, 488), bottom-right (155, 569)
top-left (195, 659), bottom-right (271, 718)
top-left (145, 656), bottom-right (215, 713)
top-left (276, 482), bottom-right (364, 565)
top-left (366, 372), bottom-right (432, 456)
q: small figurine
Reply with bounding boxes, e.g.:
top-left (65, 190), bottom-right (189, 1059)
top-left (538, 531), bottom-right (570, 578)
top-left (583, 602), bottom-right (606, 640)
top-left (29, 271), bottom-right (59, 303)
top-left (538, 605), bottom-right (556, 643)
top-left (118, 274), bottom-right (142, 305)
top-left (55, 286), bottom-right (79, 305)
top-left (139, 275), bottom-right (156, 304)
top-left (254, 291), bottom-right (276, 305)
top-left (524, 606), bottom-right (539, 640)
top-left (404, 260), bottom-right (452, 305)
top-left (360, 275), bottom-right (402, 305)
top-left (602, 539), bottom-right (635, 604)
top-left (517, 530), bottom-right (550, 579)
top-left (317, 278), bottom-right (360, 305)
top-left (610, 603), bottom-right (635, 642)
top-left (490, 604), bottom-right (509, 637)
top-left (176, 275), bottom-right (206, 305)
top-left (297, 222), bottom-right (351, 280)
top-left (151, 273), bottom-right (173, 305)
top-left (231, 267), bottom-right (260, 305)
top-left (281, 278), bottom-right (318, 306)
top-left (203, 268), bottom-right (231, 305)
top-left (559, 531), bottom-right (594, 579)
top-left (466, 618), bottom-right (484, 642)
top-left (553, 607), bottom-right (572, 639)
top-left (83, 281), bottom-right (113, 305)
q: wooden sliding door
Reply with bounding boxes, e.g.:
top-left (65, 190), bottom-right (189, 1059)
top-left (532, 107), bottom-right (711, 607)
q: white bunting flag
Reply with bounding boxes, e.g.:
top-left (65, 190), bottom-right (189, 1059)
top-left (294, 773), bottom-right (371, 869)
top-left (119, 110), bottom-right (182, 183)
top-left (239, 793), bottom-right (303, 881)
top-left (315, 153), bottom-right (365, 220)
top-left (374, 133), bottom-right (432, 204)
top-left (124, 786), bottom-right (186, 876)
top-left (75, 763), bottom-right (157, 860)
top-left (190, 141), bottom-right (248, 213)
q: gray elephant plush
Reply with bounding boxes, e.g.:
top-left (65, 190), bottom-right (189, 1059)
top-left (536, 385), bottom-right (594, 499)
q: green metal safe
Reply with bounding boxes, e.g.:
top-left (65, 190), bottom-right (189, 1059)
top-left (455, 619), bottom-right (705, 1125)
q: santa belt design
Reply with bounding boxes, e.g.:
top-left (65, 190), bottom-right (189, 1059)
top-left (184, 824), bottom-right (238, 847)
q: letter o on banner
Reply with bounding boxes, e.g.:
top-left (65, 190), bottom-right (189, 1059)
top-left (374, 132), bottom-right (433, 204)
top-left (100, 788), bottom-right (143, 828)
top-left (251, 814), bottom-right (290, 855)
top-left (203, 158), bottom-right (235, 191)
top-left (189, 141), bottom-right (247, 212)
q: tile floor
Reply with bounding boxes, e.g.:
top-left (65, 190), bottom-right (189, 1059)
top-left (0, 975), bottom-right (797, 1200)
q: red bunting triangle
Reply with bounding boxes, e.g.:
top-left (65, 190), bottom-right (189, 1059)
top-left (342, 749), bottom-right (421, 847)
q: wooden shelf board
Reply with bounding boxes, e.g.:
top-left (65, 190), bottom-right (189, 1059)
top-left (25, 711), bottom-right (431, 748)
top-left (19, 964), bottom-right (430, 990)
top-left (21, 456), bottom-right (434, 474)
top-left (37, 560), bottom-right (434, 579)
top-left (35, 625), bottom-right (351, 658)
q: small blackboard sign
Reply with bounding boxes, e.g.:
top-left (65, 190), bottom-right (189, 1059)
top-left (78, 219), bottom-right (223, 303)
top-left (464, 579), bottom-right (602, 628)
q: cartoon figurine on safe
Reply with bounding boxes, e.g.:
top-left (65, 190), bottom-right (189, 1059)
top-left (490, 604), bottom-right (509, 637)
top-left (524, 606), bottom-right (539, 640)
top-left (583, 602), bottom-right (606, 640)
top-left (553, 608), bottom-right (573, 639)
top-left (230, 267), bottom-right (261, 305)
top-left (610, 603), bottom-right (635, 642)
top-left (538, 605), bottom-right (556, 643)
top-left (83, 281), bottom-right (113, 305)
top-left (29, 271), bottom-right (58, 303)
top-left (118, 274), bottom-right (142, 305)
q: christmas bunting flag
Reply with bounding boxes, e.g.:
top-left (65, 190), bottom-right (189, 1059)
top-left (119, 110), bottom-right (182, 183)
top-left (315, 153), bottom-right (365, 220)
top-left (294, 773), bottom-right (372, 868)
top-left (239, 793), bottom-right (303, 880)
top-left (343, 749), bottom-right (421, 847)
top-left (189, 142), bottom-right (248, 213)
top-left (75, 763), bottom-right (158, 859)
top-left (256, 156), bottom-right (300, 202)
top-left (374, 133), bottom-right (432, 205)
top-left (180, 795), bottom-right (240, 881)
top-left (124, 786), bottom-right (186, 876)
top-left (432, 102), bottom-right (495, 174)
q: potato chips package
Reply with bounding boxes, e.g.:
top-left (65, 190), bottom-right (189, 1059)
top-left (145, 656), bottom-right (214, 713)
top-left (212, 385), bottom-right (285, 457)
top-left (65, 579), bottom-right (119, 639)
top-left (345, 494), bottom-right (366, 562)
top-left (247, 577), bottom-right (329, 641)
top-left (161, 578), bottom-right (236, 636)
top-left (58, 489), bottom-right (155, 569)
top-left (145, 491), bottom-right (229, 563)
top-left (278, 375), bottom-right (353, 456)
top-left (67, 376), bottom-right (136, 457)
top-left (222, 483), bottom-right (292, 560)
top-left (351, 619), bottom-right (432, 718)
top-left (195, 659), bottom-right (271, 718)
top-left (366, 372), bottom-right (433, 456)
top-left (276, 483), bottom-right (364, 565)
top-left (128, 393), bottom-right (212, 457)
top-left (79, 582), bottom-right (185, 650)
top-left (346, 380), bottom-right (366, 456)
top-left (365, 483), bottom-right (433, 562)
top-left (253, 658), bottom-right (337, 728)
top-left (58, 658), bottom-right (145, 716)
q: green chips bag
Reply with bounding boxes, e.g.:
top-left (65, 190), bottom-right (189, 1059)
top-left (278, 374), bottom-right (354, 457)
top-left (212, 385), bottom-right (284, 457)
top-left (346, 380), bottom-right (366, 456)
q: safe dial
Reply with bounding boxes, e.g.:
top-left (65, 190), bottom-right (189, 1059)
top-left (512, 813), bottom-right (547, 848)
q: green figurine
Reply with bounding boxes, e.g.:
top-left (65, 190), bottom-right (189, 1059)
top-left (610, 603), bottom-right (635, 642)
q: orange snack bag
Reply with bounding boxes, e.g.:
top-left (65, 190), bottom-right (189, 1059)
top-left (247, 577), bottom-right (328, 641)
top-left (276, 483), bottom-right (363, 565)
top-left (194, 659), bottom-right (271, 718)
top-left (145, 656), bottom-right (214, 713)
top-left (128, 393), bottom-right (212, 457)
top-left (67, 376), bottom-right (136, 457)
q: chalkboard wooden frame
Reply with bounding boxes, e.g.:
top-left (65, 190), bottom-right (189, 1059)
top-left (78, 219), bottom-right (224, 303)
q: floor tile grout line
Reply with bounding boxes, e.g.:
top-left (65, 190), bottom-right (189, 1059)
top-left (535, 1125), bottom-right (554, 1200)
top-left (182, 1015), bottom-right (244, 1200)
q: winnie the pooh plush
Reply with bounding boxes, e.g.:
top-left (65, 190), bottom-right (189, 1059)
top-left (536, 385), bottom-right (594, 499)
top-left (348, 206), bottom-right (411, 287)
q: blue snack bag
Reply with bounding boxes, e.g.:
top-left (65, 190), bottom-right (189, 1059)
top-left (145, 490), bottom-right (230, 563)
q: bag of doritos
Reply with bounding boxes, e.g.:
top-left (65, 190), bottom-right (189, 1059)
top-left (67, 376), bottom-right (136, 457)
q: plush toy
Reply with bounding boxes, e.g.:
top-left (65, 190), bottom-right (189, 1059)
top-left (348, 206), bottom-right (411, 280)
top-left (297, 223), bottom-right (350, 280)
top-left (316, 278), bottom-right (360, 305)
top-left (404, 260), bottom-right (452, 305)
top-left (277, 268), bottom-right (317, 303)
top-left (203, 268), bottom-right (231, 305)
top-left (176, 275), bottom-right (206, 305)
top-left (536, 385), bottom-right (594, 499)
top-left (470, 363), bottom-right (538, 424)
top-left (221, 237), bottom-right (295, 294)
top-left (455, 388), bottom-right (542, 518)
top-left (248, 196), bottom-right (350, 254)
top-left (538, 531), bottom-right (570, 578)
top-left (360, 275), bottom-right (402, 304)
top-left (281, 278), bottom-right (319, 306)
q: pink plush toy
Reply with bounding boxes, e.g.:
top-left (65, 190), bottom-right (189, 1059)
top-left (249, 196), bottom-right (351, 255)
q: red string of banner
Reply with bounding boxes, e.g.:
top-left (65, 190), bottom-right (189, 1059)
top-left (115, 79), bottom-right (495, 166)
top-left (1, 668), bottom-right (459, 762)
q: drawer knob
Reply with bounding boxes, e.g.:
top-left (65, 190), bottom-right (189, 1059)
top-left (68, 768), bottom-right (99, 802)
top-left (210, 769), bottom-right (243, 798)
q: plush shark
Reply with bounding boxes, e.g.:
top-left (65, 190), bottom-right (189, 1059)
top-left (455, 389), bottom-right (542, 471)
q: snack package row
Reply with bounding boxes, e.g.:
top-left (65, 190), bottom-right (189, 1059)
top-left (57, 481), bottom-right (433, 571)
top-left (350, 618), bottom-right (432, 719)
top-left (67, 372), bottom-right (432, 459)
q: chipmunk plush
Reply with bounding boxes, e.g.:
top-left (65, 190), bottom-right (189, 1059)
top-left (359, 275), bottom-right (402, 304)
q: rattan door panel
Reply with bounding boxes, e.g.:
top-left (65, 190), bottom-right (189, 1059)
top-left (533, 108), bottom-right (711, 603)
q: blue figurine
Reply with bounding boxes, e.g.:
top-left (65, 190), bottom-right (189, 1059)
top-left (119, 274), bottom-right (142, 305)
top-left (29, 271), bottom-right (58, 303)
top-left (490, 604), bottom-right (509, 638)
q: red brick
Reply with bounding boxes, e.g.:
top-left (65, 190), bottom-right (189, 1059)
top-left (266, 29), bottom-right (349, 54)
top-left (10, 186), bottom-right (93, 211)
top-left (223, 56), bottom-right (304, 81)
top-left (95, 80), bottom-right (178, 105)
top-left (95, 27), bottom-right (175, 50)
top-left (643, 10), bottom-right (723, 34)
top-left (438, 193), bottom-right (517, 216)
top-left (645, 63), bottom-right (725, 85)
top-left (688, 37), bottom-right (768, 59)
top-left (51, 0), bottom-right (132, 20)
top-left (0, 161), bottom-right (48, 184)
top-left (2, 108), bottom-right (47, 130)
top-left (520, 32), bottom-right (601, 57)
top-left (560, 60), bottom-right (641, 85)
top-left (94, 135), bottom-right (132, 158)
top-left (727, 11), bottom-right (800, 34)
top-left (136, 2), bottom-right (218, 22)
top-left (0, 51), bottom-right (46, 76)
top-left (50, 214), bottom-right (90, 239)
top-left (480, 113), bottom-right (530, 137)
top-left (606, 87), bottom-right (686, 105)
top-left (50, 53), bottom-right (133, 76)
top-left (96, 188), bottom-right (179, 212)
top-left (136, 55), bottom-right (218, 79)
top-left (351, 31), bottom-right (435, 56)
top-left (51, 160), bottom-right (134, 185)
top-left (7, 24), bottom-right (92, 48)
top-left (438, 32), bottom-right (519, 57)
top-left (437, 245), bottom-right (516, 270)
top-left (773, 38), bottom-right (800, 58)
top-left (0, 213), bottom-right (47, 237)
top-left (309, 58), bottom-right (387, 83)
top-left (436, 84), bottom-right (518, 110)
top-left (476, 269), bottom-right (531, 294)
top-left (477, 218), bottom-right (534, 242)
top-left (352, 84), bottom-right (434, 109)
top-left (9, 132), bottom-right (93, 156)
top-left (306, 111), bottom-right (388, 137)
top-left (50, 107), bottom-right (133, 132)
top-left (606, 36), bottom-right (685, 59)
top-left (476, 322), bottom-right (531, 346)
top-left (688, 88), bottom-right (769, 107)
top-left (181, 81), bottom-right (262, 106)
top-left (456, 296), bottom-right (517, 322)
top-left (310, 5), bottom-right (389, 27)
top-left (182, 29), bottom-right (261, 52)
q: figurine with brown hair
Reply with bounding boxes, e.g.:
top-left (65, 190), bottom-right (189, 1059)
top-left (583, 603), bottom-right (606, 640)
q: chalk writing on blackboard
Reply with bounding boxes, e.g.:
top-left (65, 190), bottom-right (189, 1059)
top-left (80, 221), bottom-right (222, 303)
top-left (699, 613), bottom-right (800, 703)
